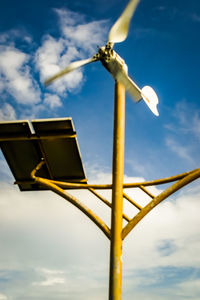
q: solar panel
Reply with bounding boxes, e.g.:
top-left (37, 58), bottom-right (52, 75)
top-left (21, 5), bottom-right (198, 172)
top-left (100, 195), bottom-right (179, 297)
top-left (0, 118), bottom-right (87, 191)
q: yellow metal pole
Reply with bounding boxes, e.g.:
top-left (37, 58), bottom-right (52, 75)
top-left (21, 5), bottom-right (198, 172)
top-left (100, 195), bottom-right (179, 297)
top-left (109, 80), bottom-right (125, 300)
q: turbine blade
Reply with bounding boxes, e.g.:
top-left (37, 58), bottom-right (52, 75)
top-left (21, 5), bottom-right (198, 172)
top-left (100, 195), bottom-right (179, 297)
top-left (44, 56), bottom-right (99, 86)
top-left (115, 71), bottom-right (142, 102)
top-left (108, 0), bottom-right (140, 44)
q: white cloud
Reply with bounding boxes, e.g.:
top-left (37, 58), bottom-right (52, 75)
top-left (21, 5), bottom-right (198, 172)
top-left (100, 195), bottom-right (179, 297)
top-left (167, 100), bottom-right (200, 139)
top-left (0, 294), bottom-right (7, 300)
top-left (0, 45), bottom-right (41, 105)
top-left (165, 137), bottom-right (192, 162)
top-left (0, 29), bottom-right (32, 45)
top-left (0, 9), bottom-right (109, 118)
top-left (55, 8), bottom-right (108, 53)
top-left (178, 278), bottom-right (200, 298)
top-left (33, 268), bottom-right (65, 286)
top-left (38, 277), bottom-right (65, 286)
top-left (0, 168), bottom-right (200, 298)
top-left (0, 103), bottom-right (16, 121)
top-left (124, 182), bottom-right (200, 269)
top-left (193, 112), bottom-right (200, 139)
top-left (35, 35), bottom-right (84, 95)
top-left (43, 93), bottom-right (62, 109)
top-left (35, 8), bottom-right (109, 95)
top-left (0, 158), bottom-right (14, 182)
top-left (165, 100), bottom-right (200, 164)
top-left (35, 35), bottom-right (66, 79)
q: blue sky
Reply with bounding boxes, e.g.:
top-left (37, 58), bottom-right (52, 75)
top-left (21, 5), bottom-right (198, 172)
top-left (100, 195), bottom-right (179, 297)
top-left (0, 0), bottom-right (200, 299)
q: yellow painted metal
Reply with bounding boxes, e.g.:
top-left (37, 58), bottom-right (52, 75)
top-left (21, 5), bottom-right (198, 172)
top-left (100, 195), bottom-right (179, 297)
top-left (31, 161), bottom-right (111, 239)
top-left (122, 168), bottom-right (200, 240)
top-left (38, 169), bottom-right (196, 190)
top-left (109, 81), bottom-right (125, 300)
top-left (0, 133), bottom-right (76, 141)
top-left (121, 170), bottom-right (197, 187)
top-left (123, 192), bottom-right (142, 210)
top-left (139, 185), bottom-right (154, 199)
top-left (30, 159), bottom-right (200, 300)
top-left (89, 188), bottom-right (130, 222)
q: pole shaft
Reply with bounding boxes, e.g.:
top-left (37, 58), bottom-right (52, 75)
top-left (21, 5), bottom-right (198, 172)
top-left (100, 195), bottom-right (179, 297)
top-left (109, 81), bottom-right (125, 300)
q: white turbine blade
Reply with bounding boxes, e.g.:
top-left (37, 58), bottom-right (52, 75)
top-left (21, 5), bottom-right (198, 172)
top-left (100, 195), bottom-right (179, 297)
top-left (108, 0), bottom-right (140, 44)
top-left (45, 56), bottom-right (99, 86)
top-left (115, 71), bottom-right (142, 102)
top-left (141, 86), bottom-right (159, 116)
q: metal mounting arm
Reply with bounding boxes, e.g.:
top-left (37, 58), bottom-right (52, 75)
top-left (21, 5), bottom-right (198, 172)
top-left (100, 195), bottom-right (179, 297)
top-left (122, 168), bottom-right (200, 240)
top-left (31, 160), bottom-right (111, 239)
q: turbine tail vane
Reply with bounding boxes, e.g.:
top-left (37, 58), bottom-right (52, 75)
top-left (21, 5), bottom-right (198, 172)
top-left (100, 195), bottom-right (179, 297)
top-left (115, 71), bottom-right (159, 116)
top-left (141, 86), bottom-right (159, 116)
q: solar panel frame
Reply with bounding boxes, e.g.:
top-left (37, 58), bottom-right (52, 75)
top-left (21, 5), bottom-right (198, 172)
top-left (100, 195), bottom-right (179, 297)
top-left (0, 118), bottom-right (87, 191)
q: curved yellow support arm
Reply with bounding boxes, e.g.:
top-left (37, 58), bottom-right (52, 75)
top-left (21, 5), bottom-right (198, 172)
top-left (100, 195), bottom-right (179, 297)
top-left (122, 168), bottom-right (200, 240)
top-left (31, 161), bottom-right (111, 240)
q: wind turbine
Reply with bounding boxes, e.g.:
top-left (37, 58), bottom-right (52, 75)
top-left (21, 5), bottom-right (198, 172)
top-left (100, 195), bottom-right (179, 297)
top-left (45, 0), bottom-right (159, 116)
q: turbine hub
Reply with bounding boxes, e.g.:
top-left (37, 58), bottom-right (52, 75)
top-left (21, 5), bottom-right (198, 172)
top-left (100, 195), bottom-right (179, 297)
top-left (98, 45), bottom-right (128, 76)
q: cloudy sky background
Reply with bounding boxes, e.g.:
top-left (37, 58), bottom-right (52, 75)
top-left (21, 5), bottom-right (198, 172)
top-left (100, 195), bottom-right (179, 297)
top-left (0, 0), bottom-right (200, 299)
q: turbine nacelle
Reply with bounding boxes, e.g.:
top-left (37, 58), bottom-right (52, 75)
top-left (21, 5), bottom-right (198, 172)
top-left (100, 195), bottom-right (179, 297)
top-left (98, 46), bottom-right (128, 76)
